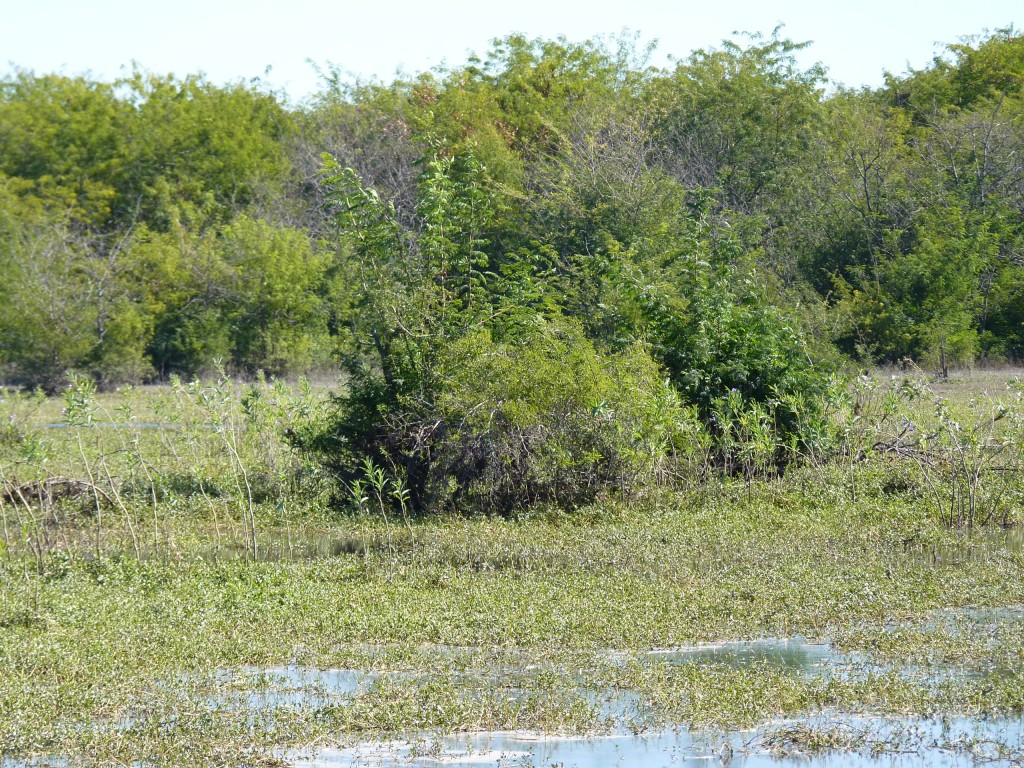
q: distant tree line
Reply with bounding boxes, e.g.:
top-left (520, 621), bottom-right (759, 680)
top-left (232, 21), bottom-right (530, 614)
top-left (1, 27), bottom-right (1022, 396)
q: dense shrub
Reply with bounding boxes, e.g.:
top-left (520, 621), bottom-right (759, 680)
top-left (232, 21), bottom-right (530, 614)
top-left (428, 322), bottom-right (699, 512)
top-left (649, 270), bottom-right (841, 471)
top-left (627, 194), bottom-right (842, 472)
top-left (299, 319), bottom-right (703, 514)
top-left (298, 151), bottom-right (844, 513)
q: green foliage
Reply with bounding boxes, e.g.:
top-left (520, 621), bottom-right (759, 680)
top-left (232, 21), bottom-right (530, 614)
top-left (888, 26), bottom-right (1024, 116)
top-left (8, 27), bottom-right (1024, 759)
top-left (312, 151), bottom-right (707, 511)
top-left (0, 216), bottom-right (153, 389)
top-left (136, 224), bottom-right (232, 378)
top-left (300, 152), bottom-right (492, 510)
top-left (215, 217), bottom-right (330, 374)
top-left (2, 27), bottom-right (1023, 496)
top-left (309, 129), bottom-right (835, 512)
top-left (831, 283), bottom-right (915, 363)
top-left (0, 69), bottom-right (321, 388)
top-left (118, 71), bottom-right (292, 231)
top-left (0, 71), bottom-right (128, 224)
top-left (649, 29), bottom-right (826, 212)
top-left (627, 193), bottom-right (840, 470)
top-left (322, 143), bottom-right (514, 379)
top-left (425, 321), bottom-right (696, 512)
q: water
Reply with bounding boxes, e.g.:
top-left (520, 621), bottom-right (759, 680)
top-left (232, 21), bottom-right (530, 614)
top-left (643, 637), bottom-right (845, 675)
top-left (5, 637), bottom-right (1021, 767)
top-left (209, 666), bottom-right (377, 711)
top-left (291, 715), bottom-right (1024, 767)
top-left (271, 638), bottom-right (1022, 768)
top-left (38, 422), bottom-right (179, 429)
top-left (916, 528), bottom-right (1024, 566)
top-left (36, 422), bottom-right (228, 430)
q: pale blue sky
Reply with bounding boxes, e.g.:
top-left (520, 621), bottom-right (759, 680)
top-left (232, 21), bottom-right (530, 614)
top-left (3, 0), bottom-right (1021, 103)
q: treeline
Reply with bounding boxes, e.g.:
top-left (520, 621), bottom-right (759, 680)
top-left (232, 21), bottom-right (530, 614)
top-left (1, 27), bottom-right (1023, 394)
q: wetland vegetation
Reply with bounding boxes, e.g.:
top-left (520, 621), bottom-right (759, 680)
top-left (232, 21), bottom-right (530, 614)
top-left (2, 21), bottom-right (1024, 768)
top-left (2, 370), bottom-right (1024, 765)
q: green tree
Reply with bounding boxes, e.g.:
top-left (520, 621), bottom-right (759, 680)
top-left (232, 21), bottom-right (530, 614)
top-left (216, 216), bottom-right (330, 374)
top-left (649, 29), bottom-right (826, 213)
top-left (119, 71), bottom-right (293, 231)
top-left (0, 71), bottom-right (128, 226)
top-left (0, 216), bottom-right (151, 389)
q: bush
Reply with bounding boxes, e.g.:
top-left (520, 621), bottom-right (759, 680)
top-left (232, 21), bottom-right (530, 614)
top-left (635, 249), bottom-right (841, 472)
top-left (429, 321), bottom-right (699, 512)
top-left (301, 319), bottom-right (702, 514)
top-left (301, 156), bottom-right (843, 513)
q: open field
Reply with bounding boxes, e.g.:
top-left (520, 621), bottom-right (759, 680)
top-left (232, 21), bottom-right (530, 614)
top-left (2, 370), bottom-right (1024, 766)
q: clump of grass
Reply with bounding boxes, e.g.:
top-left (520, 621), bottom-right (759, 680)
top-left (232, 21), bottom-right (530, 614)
top-left (0, 374), bottom-right (330, 570)
top-left (761, 721), bottom-right (910, 757)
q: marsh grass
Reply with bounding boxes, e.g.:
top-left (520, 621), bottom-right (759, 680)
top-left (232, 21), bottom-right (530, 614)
top-left (0, 373), bottom-right (328, 571)
top-left (2, 371), bottom-right (1024, 765)
top-left (3, 478), bottom-right (1024, 764)
top-left (844, 366), bottom-right (1024, 529)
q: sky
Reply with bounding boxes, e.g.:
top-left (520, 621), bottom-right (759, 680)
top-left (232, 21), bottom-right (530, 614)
top-left (2, 0), bottom-right (1021, 103)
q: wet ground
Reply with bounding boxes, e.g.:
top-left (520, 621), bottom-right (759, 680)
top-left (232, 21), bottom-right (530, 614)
top-left (4, 631), bottom-right (1022, 767)
top-left (207, 635), bottom-right (1021, 768)
top-left (291, 715), bottom-right (1024, 768)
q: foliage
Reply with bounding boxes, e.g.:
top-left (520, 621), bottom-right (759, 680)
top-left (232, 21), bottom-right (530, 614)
top-left (1, 28), bottom-right (1024, 517)
top-left (310, 153), bottom-right (691, 512)
top-left (6, 26), bottom-right (1024, 760)
top-left (4, 399), bottom-right (1024, 761)
top-left (3, 28), bottom-right (1024, 390)
top-left (649, 28), bottom-right (826, 213)
top-left (0, 70), bottom-right (317, 387)
top-left (413, 321), bottom-right (696, 513)
top-left (626, 191), bottom-right (840, 471)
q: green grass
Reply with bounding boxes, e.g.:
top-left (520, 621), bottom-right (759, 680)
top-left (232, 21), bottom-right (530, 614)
top-left (2, 371), bottom-right (1024, 765)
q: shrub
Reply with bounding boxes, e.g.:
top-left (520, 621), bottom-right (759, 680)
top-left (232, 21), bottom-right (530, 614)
top-left (301, 319), bottom-right (702, 514)
top-left (633, 244), bottom-right (842, 472)
top-left (428, 321), bottom-right (698, 512)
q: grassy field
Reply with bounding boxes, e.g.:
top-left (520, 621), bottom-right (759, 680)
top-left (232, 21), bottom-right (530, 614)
top-left (2, 369), bottom-right (1024, 765)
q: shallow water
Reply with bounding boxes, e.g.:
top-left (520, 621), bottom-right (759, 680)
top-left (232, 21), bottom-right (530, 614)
top-left (232, 639), bottom-right (846, 712)
top-left (643, 637), bottom-right (845, 674)
top-left (4, 635), bottom-right (1021, 768)
top-left (291, 714), bottom-right (1024, 767)
top-left (38, 422), bottom-right (179, 429)
top-left (918, 528), bottom-right (1024, 565)
top-left (209, 666), bottom-right (378, 710)
top-left (270, 638), bottom-right (1022, 768)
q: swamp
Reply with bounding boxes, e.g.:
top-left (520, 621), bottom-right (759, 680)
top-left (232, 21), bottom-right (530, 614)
top-left (4, 24), bottom-right (1024, 768)
top-left (2, 369), bottom-right (1024, 766)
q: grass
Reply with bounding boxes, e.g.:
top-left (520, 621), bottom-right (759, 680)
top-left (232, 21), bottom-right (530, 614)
top-left (1, 370), bottom-right (1024, 765)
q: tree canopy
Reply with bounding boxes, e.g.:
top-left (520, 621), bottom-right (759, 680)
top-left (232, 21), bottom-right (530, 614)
top-left (0, 27), bottom-right (1021, 401)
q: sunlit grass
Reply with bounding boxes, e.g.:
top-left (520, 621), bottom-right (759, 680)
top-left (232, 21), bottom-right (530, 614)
top-left (2, 370), bottom-right (1024, 765)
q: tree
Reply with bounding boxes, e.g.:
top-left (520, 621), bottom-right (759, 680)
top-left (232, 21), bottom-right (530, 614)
top-left (118, 71), bottom-right (293, 232)
top-left (649, 29), bottom-right (826, 214)
top-left (304, 152), bottom-right (693, 512)
top-left (216, 216), bottom-right (330, 374)
top-left (0, 71), bottom-right (128, 227)
top-left (0, 216), bottom-right (150, 389)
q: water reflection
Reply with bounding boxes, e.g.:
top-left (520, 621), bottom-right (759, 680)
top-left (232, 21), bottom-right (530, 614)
top-left (644, 637), bottom-right (843, 674)
top-left (292, 714), bottom-right (1024, 768)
